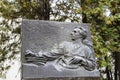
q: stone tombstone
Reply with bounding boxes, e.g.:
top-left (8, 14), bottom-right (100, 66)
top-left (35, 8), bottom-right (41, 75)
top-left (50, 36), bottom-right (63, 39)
top-left (21, 19), bottom-right (100, 80)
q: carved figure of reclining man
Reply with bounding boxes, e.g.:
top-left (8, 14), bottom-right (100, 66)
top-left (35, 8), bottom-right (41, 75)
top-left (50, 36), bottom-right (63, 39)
top-left (25, 27), bottom-right (96, 71)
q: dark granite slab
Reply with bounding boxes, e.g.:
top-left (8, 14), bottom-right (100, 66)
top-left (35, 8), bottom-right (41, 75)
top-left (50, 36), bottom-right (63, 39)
top-left (21, 20), bottom-right (100, 80)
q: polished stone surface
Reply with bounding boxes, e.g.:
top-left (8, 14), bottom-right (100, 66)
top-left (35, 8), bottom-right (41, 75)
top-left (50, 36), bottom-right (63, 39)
top-left (21, 19), bottom-right (100, 80)
top-left (23, 77), bottom-right (100, 80)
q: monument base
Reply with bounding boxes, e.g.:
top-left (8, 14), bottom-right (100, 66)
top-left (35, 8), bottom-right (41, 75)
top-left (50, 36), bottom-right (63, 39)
top-left (24, 77), bottom-right (100, 80)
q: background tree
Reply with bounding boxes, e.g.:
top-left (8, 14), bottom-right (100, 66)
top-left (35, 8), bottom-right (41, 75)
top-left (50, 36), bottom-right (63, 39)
top-left (51, 0), bottom-right (120, 79)
top-left (0, 0), bottom-right (50, 78)
top-left (0, 0), bottom-right (119, 79)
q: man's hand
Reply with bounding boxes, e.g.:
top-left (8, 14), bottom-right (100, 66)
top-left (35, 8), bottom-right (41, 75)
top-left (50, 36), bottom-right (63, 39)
top-left (69, 56), bottom-right (85, 65)
top-left (25, 50), bottom-right (36, 57)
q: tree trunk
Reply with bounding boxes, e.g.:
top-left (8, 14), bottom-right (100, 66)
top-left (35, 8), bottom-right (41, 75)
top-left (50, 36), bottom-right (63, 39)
top-left (81, 0), bottom-right (88, 23)
top-left (106, 66), bottom-right (112, 80)
top-left (114, 52), bottom-right (120, 80)
top-left (38, 0), bottom-right (50, 20)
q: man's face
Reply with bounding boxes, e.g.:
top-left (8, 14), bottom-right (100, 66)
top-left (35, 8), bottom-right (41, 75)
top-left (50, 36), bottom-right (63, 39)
top-left (70, 28), bottom-right (82, 41)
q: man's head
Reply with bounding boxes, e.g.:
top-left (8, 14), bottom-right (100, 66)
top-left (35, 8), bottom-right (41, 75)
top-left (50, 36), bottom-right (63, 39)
top-left (70, 27), bottom-right (87, 41)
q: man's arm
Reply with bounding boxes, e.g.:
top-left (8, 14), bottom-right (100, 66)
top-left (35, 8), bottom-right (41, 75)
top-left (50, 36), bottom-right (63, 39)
top-left (69, 56), bottom-right (96, 71)
top-left (25, 44), bottom-right (64, 64)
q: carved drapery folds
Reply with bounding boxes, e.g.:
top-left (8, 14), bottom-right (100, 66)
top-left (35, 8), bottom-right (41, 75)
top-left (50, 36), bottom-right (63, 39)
top-left (25, 27), bottom-right (96, 71)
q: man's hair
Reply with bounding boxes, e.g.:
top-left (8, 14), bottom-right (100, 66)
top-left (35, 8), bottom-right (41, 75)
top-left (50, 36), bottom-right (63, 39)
top-left (77, 27), bottom-right (87, 39)
top-left (75, 27), bottom-right (93, 48)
